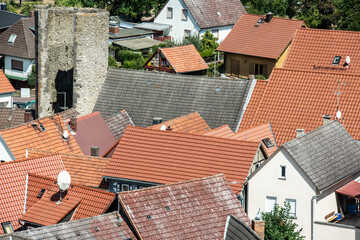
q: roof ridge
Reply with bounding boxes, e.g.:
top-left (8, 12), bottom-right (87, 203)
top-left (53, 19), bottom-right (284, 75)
top-left (160, 44), bottom-right (194, 50)
top-left (297, 27), bottom-right (360, 34)
top-left (0, 10), bottom-right (25, 17)
top-left (236, 122), bottom-right (269, 134)
top-left (21, 17), bottom-right (31, 59)
top-left (275, 67), bottom-right (360, 77)
top-left (119, 174), bottom-right (225, 195)
top-left (0, 153), bottom-right (61, 166)
top-left (243, 13), bottom-right (304, 23)
top-left (27, 148), bottom-right (110, 162)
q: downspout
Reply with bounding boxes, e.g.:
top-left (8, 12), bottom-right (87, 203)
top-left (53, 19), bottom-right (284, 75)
top-left (23, 174), bottom-right (29, 213)
top-left (311, 192), bottom-right (322, 240)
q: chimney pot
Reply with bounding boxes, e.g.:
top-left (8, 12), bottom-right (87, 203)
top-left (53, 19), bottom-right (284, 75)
top-left (322, 115), bottom-right (331, 125)
top-left (91, 146), bottom-right (99, 157)
top-left (252, 220), bottom-right (265, 239)
top-left (153, 117), bottom-right (163, 125)
top-left (265, 12), bottom-right (274, 22)
top-left (296, 129), bottom-right (305, 138)
top-left (24, 111), bottom-right (32, 123)
top-left (109, 25), bottom-right (119, 35)
top-left (70, 115), bottom-right (77, 133)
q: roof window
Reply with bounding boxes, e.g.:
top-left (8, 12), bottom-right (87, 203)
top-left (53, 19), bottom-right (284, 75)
top-left (39, 123), bottom-right (46, 132)
top-left (93, 226), bottom-right (100, 232)
top-left (1, 221), bottom-right (13, 234)
top-left (333, 56), bottom-right (341, 65)
top-left (262, 138), bottom-right (274, 148)
top-left (165, 206), bottom-right (171, 211)
top-left (8, 34), bottom-right (16, 44)
top-left (257, 18), bottom-right (264, 24)
top-left (147, 215), bottom-right (152, 220)
top-left (37, 189), bottom-right (46, 198)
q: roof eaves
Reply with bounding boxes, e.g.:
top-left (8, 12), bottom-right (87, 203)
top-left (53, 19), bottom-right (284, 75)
top-left (235, 78), bottom-right (257, 132)
top-left (103, 176), bottom-right (162, 186)
top-left (268, 121), bottom-right (278, 147)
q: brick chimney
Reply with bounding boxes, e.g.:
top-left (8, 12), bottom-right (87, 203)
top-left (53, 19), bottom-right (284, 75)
top-left (265, 12), bottom-right (274, 23)
top-left (322, 115), bottom-right (331, 125)
top-left (109, 25), bottom-right (119, 35)
top-left (91, 146), bottom-right (99, 157)
top-left (70, 115), bottom-right (77, 133)
top-left (296, 129), bottom-right (305, 138)
top-left (252, 219), bottom-right (265, 239)
top-left (24, 111), bottom-right (32, 122)
top-left (29, 11), bottom-right (34, 17)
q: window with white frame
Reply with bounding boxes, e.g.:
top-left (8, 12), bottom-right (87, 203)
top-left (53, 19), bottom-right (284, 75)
top-left (279, 165), bottom-right (286, 179)
top-left (182, 9), bottom-right (188, 21)
top-left (211, 29), bottom-right (219, 40)
top-left (265, 196), bottom-right (277, 212)
top-left (121, 184), bottom-right (130, 191)
top-left (286, 198), bottom-right (296, 217)
top-left (167, 7), bottom-right (173, 19)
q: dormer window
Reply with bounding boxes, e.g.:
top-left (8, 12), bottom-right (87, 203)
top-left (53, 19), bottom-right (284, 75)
top-left (8, 34), bottom-right (16, 44)
top-left (182, 9), bottom-right (188, 21)
top-left (333, 56), bottom-right (341, 65)
top-left (167, 7), bottom-right (173, 19)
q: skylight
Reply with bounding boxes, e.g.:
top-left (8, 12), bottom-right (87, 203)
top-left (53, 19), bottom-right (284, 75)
top-left (262, 138), bottom-right (274, 148)
top-left (8, 34), bottom-right (16, 44)
top-left (257, 18), bottom-right (264, 24)
top-left (333, 56), bottom-right (341, 65)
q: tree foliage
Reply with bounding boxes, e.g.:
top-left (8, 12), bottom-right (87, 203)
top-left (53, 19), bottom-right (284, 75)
top-left (27, 65), bottom-right (36, 88)
top-left (199, 30), bottom-right (218, 58)
top-left (261, 202), bottom-right (305, 240)
top-left (298, 0), bottom-right (338, 29)
top-left (335, 0), bottom-right (360, 31)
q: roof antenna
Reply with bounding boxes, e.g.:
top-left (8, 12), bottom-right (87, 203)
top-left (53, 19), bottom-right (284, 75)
top-left (334, 78), bottom-right (348, 121)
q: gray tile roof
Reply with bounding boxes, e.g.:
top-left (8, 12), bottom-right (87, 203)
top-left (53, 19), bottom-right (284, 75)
top-left (0, 10), bottom-right (25, 30)
top-left (0, 108), bottom-right (33, 130)
top-left (94, 68), bottom-right (254, 130)
top-left (109, 27), bottom-right (154, 39)
top-left (104, 110), bottom-right (134, 141)
top-left (283, 120), bottom-right (360, 191)
top-left (182, 0), bottom-right (247, 29)
top-left (7, 212), bottom-right (136, 240)
top-left (135, 22), bottom-right (171, 31)
top-left (224, 215), bottom-right (261, 240)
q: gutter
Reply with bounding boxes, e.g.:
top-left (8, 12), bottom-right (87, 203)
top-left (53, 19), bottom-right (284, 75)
top-left (311, 192), bottom-right (322, 240)
top-left (23, 174), bottom-right (29, 213)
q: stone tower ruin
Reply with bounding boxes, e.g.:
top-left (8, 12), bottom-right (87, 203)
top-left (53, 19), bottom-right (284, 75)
top-left (35, 7), bottom-right (109, 118)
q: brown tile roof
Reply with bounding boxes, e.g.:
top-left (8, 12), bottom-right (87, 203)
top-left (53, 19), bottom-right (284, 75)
top-left (0, 111), bottom-right (83, 160)
top-left (148, 112), bottom-right (211, 134)
top-left (0, 108), bottom-right (32, 130)
top-left (73, 111), bottom-right (117, 156)
top-left (104, 110), bottom-right (134, 141)
top-left (0, 71), bottom-right (15, 94)
top-left (182, 0), bottom-right (247, 28)
top-left (0, 17), bottom-right (35, 59)
top-left (203, 124), bottom-right (237, 138)
top-left (104, 126), bottom-right (260, 193)
top-left (119, 174), bottom-right (250, 239)
top-left (284, 28), bottom-right (360, 74)
top-left (239, 68), bottom-right (360, 145)
top-left (217, 14), bottom-right (304, 59)
top-left (21, 173), bottom-right (116, 226)
top-left (0, 154), bottom-right (66, 233)
top-left (235, 122), bottom-right (278, 155)
top-left (27, 150), bottom-right (110, 188)
top-left (160, 45), bottom-right (208, 73)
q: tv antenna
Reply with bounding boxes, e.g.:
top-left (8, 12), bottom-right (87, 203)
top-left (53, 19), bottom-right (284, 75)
top-left (334, 78), bottom-right (348, 120)
top-left (56, 171), bottom-right (71, 205)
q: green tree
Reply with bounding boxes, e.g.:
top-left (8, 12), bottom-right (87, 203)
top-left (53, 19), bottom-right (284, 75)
top-left (335, 0), bottom-right (360, 31)
top-left (298, 0), bottom-right (338, 29)
top-left (261, 202), bottom-right (305, 240)
top-left (199, 30), bottom-right (218, 59)
top-left (20, 1), bottom-right (42, 15)
top-left (27, 65), bottom-right (36, 88)
top-left (108, 56), bottom-right (119, 68)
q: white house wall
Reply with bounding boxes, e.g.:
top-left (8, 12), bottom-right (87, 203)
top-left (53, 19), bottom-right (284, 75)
top-left (0, 93), bottom-right (13, 108)
top-left (0, 137), bottom-right (14, 162)
top-left (199, 25), bottom-right (234, 43)
top-left (247, 149), bottom-right (317, 239)
top-left (314, 222), bottom-right (360, 240)
top-left (4, 56), bottom-right (33, 80)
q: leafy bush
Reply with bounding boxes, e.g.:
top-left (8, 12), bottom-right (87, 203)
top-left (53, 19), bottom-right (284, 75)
top-left (27, 65), bottom-right (36, 88)
top-left (255, 74), bottom-right (266, 80)
top-left (117, 50), bottom-right (143, 62)
top-left (122, 59), bottom-right (145, 70)
top-left (20, 1), bottom-right (42, 15)
top-left (108, 56), bottom-right (118, 68)
top-left (199, 30), bottom-right (219, 59)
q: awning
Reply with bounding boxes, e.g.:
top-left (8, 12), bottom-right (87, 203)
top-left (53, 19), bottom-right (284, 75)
top-left (336, 181), bottom-right (360, 198)
top-left (113, 38), bottom-right (162, 50)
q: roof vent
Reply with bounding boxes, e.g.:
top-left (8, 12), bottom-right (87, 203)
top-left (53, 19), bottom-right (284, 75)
top-left (8, 34), bottom-right (16, 44)
top-left (147, 215), bottom-right (152, 220)
top-left (165, 206), bottom-right (171, 211)
top-left (93, 227), bottom-right (100, 232)
top-left (166, 125), bottom-right (172, 131)
top-left (265, 12), bottom-right (274, 22)
top-left (91, 146), bottom-right (100, 157)
top-left (75, 231), bottom-right (81, 236)
top-left (160, 124), bottom-right (166, 131)
top-left (217, 11), bottom-right (222, 16)
top-left (37, 189), bottom-right (46, 198)
top-left (322, 115), bottom-right (331, 125)
top-left (296, 129), bottom-right (305, 138)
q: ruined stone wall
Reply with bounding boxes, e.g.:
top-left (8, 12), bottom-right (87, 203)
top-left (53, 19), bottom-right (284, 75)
top-left (36, 7), bottom-right (109, 118)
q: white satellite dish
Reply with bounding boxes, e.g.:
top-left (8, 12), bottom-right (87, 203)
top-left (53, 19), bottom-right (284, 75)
top-left (346, 56), bottom-right (351, 64)
top-left (63, 130), bottom-right (69, 139)
top-left (336, 110), bottom-right (342, 119)
top-left (160, 124), bottom-right (166, 131)
top-left (57, 171), bottom-right (71, 191)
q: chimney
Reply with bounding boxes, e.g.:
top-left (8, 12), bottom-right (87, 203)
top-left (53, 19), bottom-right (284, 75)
top-left (24, 111), bottom-right (32, 122)
top-left (109, 25), bottom-right (119, 35)
top-left (0, 3), bottom-right (7, 11)
top-left (265, 12), bottom-right (274, 22)
top-left (153, 117), bottom-right (162, 125)
top-left (296, 129), bottom-right (305, 138)
top-left (29, 10), bottom-right (34, 17)
top-left (322, 115), bottom-right (331, 125)
top-left (91, 146), bottom-right (99, 157)
top-left (252, 220), bottom-right (265, 239)
top-left (70, 115), bottom-right (77, 133)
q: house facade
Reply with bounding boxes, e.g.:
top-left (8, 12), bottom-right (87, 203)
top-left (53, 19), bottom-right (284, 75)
top-left (153, 0), bottom-right (246, 42)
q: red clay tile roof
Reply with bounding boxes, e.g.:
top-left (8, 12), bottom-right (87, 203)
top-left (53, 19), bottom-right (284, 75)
top-left (104, 126), bottom-right (260, 193)
top-left (0, 154), bottom-right (66, 233)
top-left (217, 14), bottom-right (304, 59)
top-left (235, 122), bottom-right (278, 155)
top-left (27, 149), bottom-right (110, 188)
top-left (73, 111), bottom-right (117, 156)
top-left (0, 112), bottom-right (83, 160)
top-left (148, 112), bottom-right (211, 134)
top-left (21, 173), bottom-right (116, 226)
top-left (239, 68), bottom-right (360, 145)
top-left (161, 45), bottom-right (209, 73)
top-left (284, 28), bottom-right (360, 74)
top-left (0, 71), bottom-right (15, 94)
top-left (203, 125), bottom-right (237, 139)
top-left (119, 174), bottom-right (250, 239)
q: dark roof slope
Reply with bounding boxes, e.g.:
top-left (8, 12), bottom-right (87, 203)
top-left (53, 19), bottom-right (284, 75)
top-left (104, 110), bottom-right (134, 141)
top-left (224, 215), bottom-right (261, 240)
top-left (0, 10), bottom-right (25, 30)
top-left (94, 68), bottom-right (254, 131)
top-left (182, 0), bottom-right (247, 29)
top-left (0, 108), bottom-right (31, 129)
top-left (283, 120), bottom-right (360, 191)
top-left (0, 17), bottom-right (35, 59)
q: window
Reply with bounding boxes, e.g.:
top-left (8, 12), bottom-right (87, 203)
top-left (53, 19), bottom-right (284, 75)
top-left (231, 60), bottom-right (240, 77)
top-left (333, 56), bottom-right (341, 65)
top-left (182, 9), bottom-right (188, 21)
top-left (121, 184), bottom-right (130, 191)
top-left (112, 182), bottom-right (120, 193)
top-left (211, 29), bottom-right (219, 40)
top-left (254, 63), bottom-right (267, 76)
top-left (8, 34), bottom-right (16, 44)
top-left (0, 102), bottom-right (8, 107)
top-left (167, 7), bottom-right (173, 19)
top-left (184, 30), bottom-right (191, 39)
top-left (262, 138), bottom-right (274, 148)
top-left (265, 196), bottom-right (277, 212)
top-left (279, 165), bottom-right (286, 179)
top-left (11, 59), bottom-right (23, 71)
top-left (286, 198), bottom-right (297, 218)
top-left (1, 222), bottom-right (14, 234)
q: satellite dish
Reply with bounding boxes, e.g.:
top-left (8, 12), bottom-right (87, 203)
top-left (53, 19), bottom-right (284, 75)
top-left (57, 171), bottom-right (71, 191)
top-left (346, 56), bottom-right (351, 64)
top-left (160, 124), bottom-right (166, 131)
top-left (63, 130), bottom-right (69, 139)
top-left (336, 110), bottom-right (342, 119)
